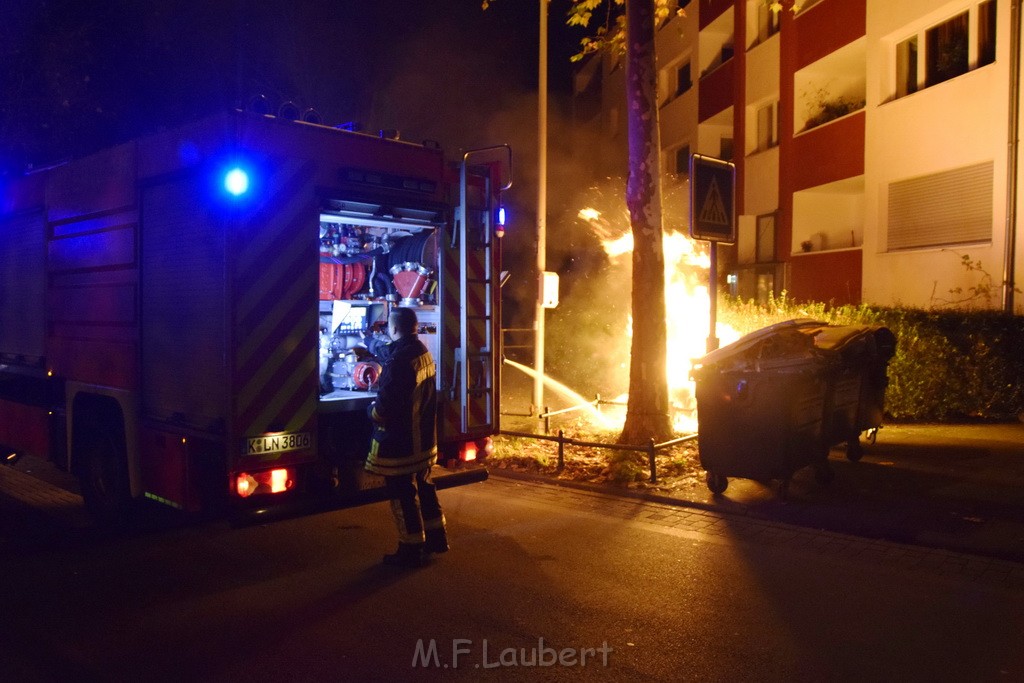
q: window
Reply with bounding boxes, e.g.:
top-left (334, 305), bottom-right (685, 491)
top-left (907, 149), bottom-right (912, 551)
top-left (676, 62), bottom-right (692, 96)
top-left (756, 214), bottom-right (776, 263)
top-left (675, 145), bottom-right (691, 175)
top-left (756, 101), bottom-right (778, 152)
top-left (926, 12), bottom-right (969, 86)
top-left (896, 36), bottom-right (918, 98)
top-left (893, 3), bottom-right (996, 100)
top-left (756, 1), bottom-right (780, 44)
top-left (720, 138), bottom-right (734, 161)
top-left (979, 0), bottom-right (996, 67)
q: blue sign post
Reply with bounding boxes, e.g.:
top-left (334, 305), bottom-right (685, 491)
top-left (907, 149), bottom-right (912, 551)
top-left (689, 154), bottom-right (736, 352)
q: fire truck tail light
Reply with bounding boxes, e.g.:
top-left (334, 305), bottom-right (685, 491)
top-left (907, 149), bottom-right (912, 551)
top-left (236, 473), bottom-right (258, 498)
top-left (458, 437), bottom-right (493, 462)
top-left (235, 468), bottom-right (294, 498)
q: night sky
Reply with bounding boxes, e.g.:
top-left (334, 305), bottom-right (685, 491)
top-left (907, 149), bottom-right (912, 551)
top-left (1, 0), bottom-right (580, 175)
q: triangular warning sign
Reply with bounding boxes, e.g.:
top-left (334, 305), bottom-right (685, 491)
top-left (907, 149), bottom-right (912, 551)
top-left (698, 176), bottom-right (729, 226)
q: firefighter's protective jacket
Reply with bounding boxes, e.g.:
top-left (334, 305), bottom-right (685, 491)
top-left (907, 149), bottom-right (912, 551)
top-left (365, 335), bottom-right (438, 476)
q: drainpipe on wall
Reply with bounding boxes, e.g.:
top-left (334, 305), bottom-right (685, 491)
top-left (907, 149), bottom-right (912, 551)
top-left (1005, 0), bottom-right (1021, 313)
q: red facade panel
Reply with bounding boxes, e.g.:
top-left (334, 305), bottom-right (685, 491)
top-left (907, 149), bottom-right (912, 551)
top-left (789, 112), bottom-right (865, 192)
top-left (699, 58), bottom-right (735, 122)
top-left (789, 249), bottom-right (862, 305)
top-left (699, 0), bottom-right (735, 30)
top-left (778, 0), bottom-right (867, 303)
top-left (792, 0), bottom-right (866, 69)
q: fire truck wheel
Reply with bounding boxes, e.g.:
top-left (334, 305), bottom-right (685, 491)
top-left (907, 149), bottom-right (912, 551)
top-left (79, 430), bottom-right (132, 526)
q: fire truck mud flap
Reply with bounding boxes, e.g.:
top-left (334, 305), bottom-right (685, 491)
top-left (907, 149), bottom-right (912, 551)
top-left (230, 465), bottom-right (488, 527)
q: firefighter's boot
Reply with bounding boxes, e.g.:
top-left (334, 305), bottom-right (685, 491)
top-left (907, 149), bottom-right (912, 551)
top-left (424, 528), bottom-right (449, 554)
top-left (382, 542), bottom-right (426, 568)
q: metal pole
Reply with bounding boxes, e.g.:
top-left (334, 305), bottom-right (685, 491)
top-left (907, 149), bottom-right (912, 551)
top-left (557, 429), bottom-right (564, 471)
top-left (707, 242), bottom-right (720, 353)
top-left (647, 438), bottom-right (657, 483)
top-left (533, 0), bottom-right (549, 415)
top-left (1005, 0), bottom-right (1021, 313)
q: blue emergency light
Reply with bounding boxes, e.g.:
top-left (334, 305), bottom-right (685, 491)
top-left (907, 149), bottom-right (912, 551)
top-left (496, 206), bottom-right (506, 238)
top-left (223, 167), bottom-right (251, 196)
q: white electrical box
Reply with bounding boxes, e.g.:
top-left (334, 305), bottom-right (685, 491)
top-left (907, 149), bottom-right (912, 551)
top-left (541, 271), bottom-right (559, 309)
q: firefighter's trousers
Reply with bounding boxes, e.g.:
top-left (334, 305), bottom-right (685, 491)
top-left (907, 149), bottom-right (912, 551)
top-left (384, 467), bottom-right (445, 545)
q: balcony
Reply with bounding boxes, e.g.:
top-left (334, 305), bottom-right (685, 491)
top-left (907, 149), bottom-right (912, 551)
top-left (699, 58), bottom-right (734, 123)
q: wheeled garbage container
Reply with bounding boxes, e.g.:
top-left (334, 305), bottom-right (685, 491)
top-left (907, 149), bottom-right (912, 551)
top-left (691, 319), bottom-right (833, 497)
top-left (809, 324), bottom-right (896, 462)
top-left (692, 319), bottom-right (897, 496)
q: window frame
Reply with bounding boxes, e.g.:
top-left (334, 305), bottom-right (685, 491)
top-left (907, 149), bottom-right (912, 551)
top-left (755, 213), bottom-right (777, 263)
top-left (892, 1), bottom-right (997, 101)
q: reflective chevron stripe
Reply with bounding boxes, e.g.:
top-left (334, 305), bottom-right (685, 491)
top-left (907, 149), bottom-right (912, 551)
top-left (233, 159), bottom-right (319, 442)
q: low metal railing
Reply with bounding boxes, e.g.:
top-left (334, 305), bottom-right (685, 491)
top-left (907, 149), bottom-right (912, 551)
top-left (498, 428), bottom-right (698, 484)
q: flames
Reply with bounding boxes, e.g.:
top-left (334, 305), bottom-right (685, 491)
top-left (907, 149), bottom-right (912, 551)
top-left (577, 207), bottom-right (739, 432)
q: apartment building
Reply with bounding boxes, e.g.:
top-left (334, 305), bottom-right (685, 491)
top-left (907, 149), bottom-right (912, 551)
top-left (572, 0), bottom-right (1022, 313)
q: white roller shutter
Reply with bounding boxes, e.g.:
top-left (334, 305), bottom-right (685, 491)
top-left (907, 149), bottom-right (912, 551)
top-left (887, 162), bottom-right (993, 251)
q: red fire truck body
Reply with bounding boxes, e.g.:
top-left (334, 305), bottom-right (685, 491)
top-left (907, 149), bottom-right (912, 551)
top-left (0, 110), bottom-right (505, 521)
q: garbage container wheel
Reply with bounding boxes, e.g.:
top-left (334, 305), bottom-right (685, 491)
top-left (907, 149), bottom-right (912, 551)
top-left (846, 438), bottom-right (864, 463)
top-left (705, 472), bottom-right (728, 495)
top-left (814, 460), bottom-right (835, 485)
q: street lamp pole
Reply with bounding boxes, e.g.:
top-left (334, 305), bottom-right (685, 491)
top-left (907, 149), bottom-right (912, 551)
top-left (533, 0), bottom-right (548, 415)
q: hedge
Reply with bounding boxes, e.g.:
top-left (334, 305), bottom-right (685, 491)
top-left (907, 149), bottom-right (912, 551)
top-left (720, 294), bottom-right (1024, 421)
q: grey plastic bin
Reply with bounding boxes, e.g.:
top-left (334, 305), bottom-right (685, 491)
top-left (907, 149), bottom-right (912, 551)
top-left (692, 319), bottom-right (896, 495)
top-left (811, 324), bottom-right (896, 461)
top-left (691, 319), bottom-right (833, 496)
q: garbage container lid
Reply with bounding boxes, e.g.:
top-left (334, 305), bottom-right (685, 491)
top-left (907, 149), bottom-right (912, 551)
top-left (692, 318), bottom-right (826, 375)
top-left (802, 324), bottom-right (896, 361)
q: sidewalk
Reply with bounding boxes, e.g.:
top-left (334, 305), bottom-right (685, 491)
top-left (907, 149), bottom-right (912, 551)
top-left (494, 422), bottom-right (1024, 564)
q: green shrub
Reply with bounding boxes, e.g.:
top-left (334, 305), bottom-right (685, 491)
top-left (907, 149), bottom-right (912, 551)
top-left (720, 293), bottom-right (1024, 421)
top-left (606, 450), bottom-right (645, 484)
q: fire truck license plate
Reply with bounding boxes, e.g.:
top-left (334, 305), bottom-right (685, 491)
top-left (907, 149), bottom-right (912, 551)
top-left (245, 432), bottom-right (311, 456)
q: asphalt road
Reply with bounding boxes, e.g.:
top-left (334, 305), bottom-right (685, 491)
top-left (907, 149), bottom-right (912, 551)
top-left (1, 472), bottom-right (1023, 681)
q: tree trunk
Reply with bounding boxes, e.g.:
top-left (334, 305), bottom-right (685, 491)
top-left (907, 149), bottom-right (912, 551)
top-left (619, 0), bottom-right (673, 444)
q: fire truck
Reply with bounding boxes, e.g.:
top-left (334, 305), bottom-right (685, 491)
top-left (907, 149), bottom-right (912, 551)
top-left (0, 110), bottom-right (507, 523)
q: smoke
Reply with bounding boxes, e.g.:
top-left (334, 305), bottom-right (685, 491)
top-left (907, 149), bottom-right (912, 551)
top-left (344, 3), bottom-right (707, 407)
top-left (347, 4), bottom-right (605, 340)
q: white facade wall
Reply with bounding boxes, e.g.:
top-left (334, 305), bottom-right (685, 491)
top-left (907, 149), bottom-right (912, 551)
top-left (864, 0), bottom-right (1015, 310)
top-left (657, 9), bottom-right (700, 173)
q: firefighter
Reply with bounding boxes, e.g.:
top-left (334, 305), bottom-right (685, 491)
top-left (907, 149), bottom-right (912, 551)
top-left (365, 307), bottom-right (448, 567)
